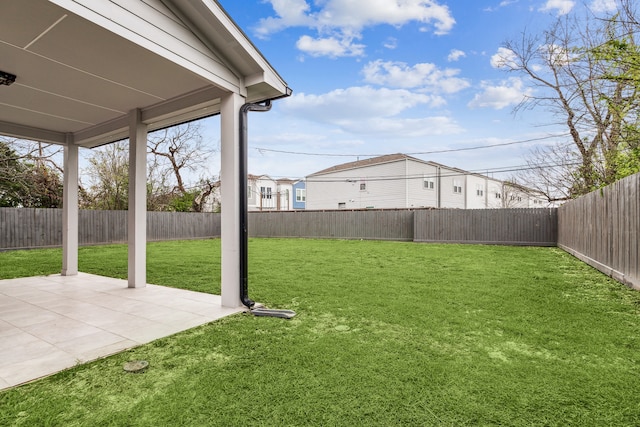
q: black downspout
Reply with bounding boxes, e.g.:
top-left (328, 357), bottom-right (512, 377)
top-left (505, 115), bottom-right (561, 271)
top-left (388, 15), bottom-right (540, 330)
top-left (239, 100), bottom-right (272, 308)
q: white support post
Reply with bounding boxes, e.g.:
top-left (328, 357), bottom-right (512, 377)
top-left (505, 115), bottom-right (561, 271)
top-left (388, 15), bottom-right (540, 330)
top-left (220, 92), bottom-right (245, 308)
top-left (128, 109), bottom-right (147, 288)
top-left (62, 136), bottom-right (78, 276)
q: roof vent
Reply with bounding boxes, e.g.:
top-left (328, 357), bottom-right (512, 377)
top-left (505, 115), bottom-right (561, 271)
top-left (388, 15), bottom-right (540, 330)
top-left (0, 70), bottom-right (16, 86)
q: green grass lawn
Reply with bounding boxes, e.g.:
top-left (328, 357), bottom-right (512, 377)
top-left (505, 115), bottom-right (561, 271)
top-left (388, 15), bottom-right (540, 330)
top-left (1, 239), bottom-right (640, 426)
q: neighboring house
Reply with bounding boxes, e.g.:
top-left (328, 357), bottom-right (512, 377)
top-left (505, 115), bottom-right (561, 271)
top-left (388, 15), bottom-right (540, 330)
top-left (247, 175), bottom-right (295, 211)
top-left (305, 154), bottom-right (547, 210)
top-left (503, 182), bottom-right (551, 208)
top-left (465, 172), bottom-right (504, 209)
top-left (292, 180), bottom-right (306, 210)
top-left (276, 178), bottom-right (294, 211)
top-left (248, 174), bottom-right (277, 211)
top-left (201, 181), bottom-right (222, 213)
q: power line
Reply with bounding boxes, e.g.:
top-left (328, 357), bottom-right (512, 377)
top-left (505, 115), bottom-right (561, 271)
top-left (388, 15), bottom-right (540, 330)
top-left (253, 133), bottom-right (570, 158)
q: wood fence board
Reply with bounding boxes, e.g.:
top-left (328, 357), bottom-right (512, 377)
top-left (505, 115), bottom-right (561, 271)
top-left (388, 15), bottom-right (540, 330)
top-left (558, 172), bottom-right (639, 289)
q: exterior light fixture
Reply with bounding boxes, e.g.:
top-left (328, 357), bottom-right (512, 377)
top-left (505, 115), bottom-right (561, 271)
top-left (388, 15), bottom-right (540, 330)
top-left (0, 70), bottom-right (16, 86)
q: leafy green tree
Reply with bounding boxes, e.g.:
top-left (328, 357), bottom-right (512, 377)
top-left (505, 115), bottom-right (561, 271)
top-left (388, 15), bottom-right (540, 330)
top-left (82, 141), bottom-right (129, 210)
top-left (0, 140), bottom-right (28, 207)
top-left (591, 2), bottom-right (640, 181)
top-left (0, 139), bottom-right (63, 207)
top-left (501, 2), bottom-right (640, 200)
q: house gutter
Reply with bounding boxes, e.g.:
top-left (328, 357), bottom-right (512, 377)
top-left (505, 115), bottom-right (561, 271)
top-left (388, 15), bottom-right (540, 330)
top-left (238, 91), bottom-right (295, 318)
top-left (239, 100), bottom-right (272, 308)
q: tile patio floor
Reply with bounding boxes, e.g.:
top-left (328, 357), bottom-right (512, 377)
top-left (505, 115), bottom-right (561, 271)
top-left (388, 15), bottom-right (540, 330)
top-left (0, 273), bottom-right (245, 391)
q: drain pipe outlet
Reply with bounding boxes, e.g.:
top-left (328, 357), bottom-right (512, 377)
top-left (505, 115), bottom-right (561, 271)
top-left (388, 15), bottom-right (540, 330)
top-left (239, 100), bottom-right (272, 308)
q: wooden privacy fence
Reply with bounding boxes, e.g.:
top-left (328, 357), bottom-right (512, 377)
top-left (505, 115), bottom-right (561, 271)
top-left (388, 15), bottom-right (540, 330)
top-left (414, 208), bottom-right (557, 246)
top-left (2, 170), bottom-right (639, 290)
top-left (558, 172), bottom-right (640, 289)
top-left (0, 209), bottom-right (221, 250)
top-left (248, 209), bottom-right (415, 241)
top-left (1, 207), bottom-right (557, 250)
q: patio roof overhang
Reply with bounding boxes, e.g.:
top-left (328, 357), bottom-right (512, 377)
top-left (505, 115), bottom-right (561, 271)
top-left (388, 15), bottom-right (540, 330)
top-left (0, 0), bottom-right (290, 308)
top-left (0, 0), bottom-right (290, 147)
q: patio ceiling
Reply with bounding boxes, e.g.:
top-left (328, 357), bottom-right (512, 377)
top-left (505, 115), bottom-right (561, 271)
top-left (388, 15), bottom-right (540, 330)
top-left (0, 0), bottom-right (290, 148)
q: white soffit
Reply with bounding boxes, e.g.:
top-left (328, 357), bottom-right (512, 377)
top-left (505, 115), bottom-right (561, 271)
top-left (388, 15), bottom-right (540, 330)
top-left (0, 0), bottom-right (290, 148)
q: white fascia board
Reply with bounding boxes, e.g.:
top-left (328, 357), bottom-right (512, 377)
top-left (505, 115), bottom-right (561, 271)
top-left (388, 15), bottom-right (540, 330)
top-left (0, 120), bottom-right (67, 145)
top-left (73, 115), bottom-right (130, 148)
top-left (49, 0), bottom-right (242, 94)
top-left (74, 86), bottom-right (224, 147)
top-left (140, 86), bottom-right (224, 124)
top-left (192, 0), bottom-right (290, 99)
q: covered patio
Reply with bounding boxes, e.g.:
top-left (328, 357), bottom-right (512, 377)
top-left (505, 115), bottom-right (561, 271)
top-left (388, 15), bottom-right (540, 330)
top-left (0, 0), bottom-right (290, 388)
top-left (0, 273), bottom-right (245, 390)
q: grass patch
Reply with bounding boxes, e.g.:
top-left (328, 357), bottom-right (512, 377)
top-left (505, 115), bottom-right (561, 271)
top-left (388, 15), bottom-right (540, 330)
top-left (1, 239), bottom-right (640, 425)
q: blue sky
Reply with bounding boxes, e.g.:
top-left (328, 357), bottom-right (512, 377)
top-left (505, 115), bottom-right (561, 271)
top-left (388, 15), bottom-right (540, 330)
top-left (207, 0), bottom-right (618, 181)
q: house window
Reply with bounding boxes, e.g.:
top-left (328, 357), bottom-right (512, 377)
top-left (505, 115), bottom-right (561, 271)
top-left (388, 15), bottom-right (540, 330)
top-left (247, 186), bottom-right (251, 198)
top-left (261, 186), bottom-right (272, 199)
top-left (360, 182), bottom-right (366, 191)
top-left (453, 179), bottom-right (462, 194)
top-left (423, 178), bottom-right (435, 190)
top-left (338, 202), bottom-right (346, 209)
top-left (296, 188), bottom-right (306, 202)
top-left (495, 193), bottom-right (501, 199)
top-left (476, 184), bottom-right (483, 197)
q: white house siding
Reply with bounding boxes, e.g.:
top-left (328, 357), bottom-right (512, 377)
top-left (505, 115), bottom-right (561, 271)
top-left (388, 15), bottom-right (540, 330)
top-left (307, 158), bottom-right (470, 210)
top-left (504, 185), bottom-right (550, 208)
top-left (487, 179), bottom-right (504, 208)
top-left (406, 161), bottom-right (439, 208)
top-left (466, 175), bottom-right (489, 209)
top-left (276, 181), bottom-right (294, 210)
top-left (305, 155), bottom-right (547, 211)
top-left (504, 184), bottom-right (530, 208)
top-left (438, 165), bottom-right (466, 209)
top-left (248, 176), bottom-right (277, 211)
top-left (307, 161), bottom-right (407, 210)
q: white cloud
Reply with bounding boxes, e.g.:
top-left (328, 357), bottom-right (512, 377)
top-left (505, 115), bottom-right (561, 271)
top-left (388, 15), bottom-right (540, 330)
top-left (589, 0), bottom-right (617, 13)
top-left (383, 37), bottom-right (398, 49)
top-left (278, 86), bottom-right (461, 136)
top-left (362, 60), bottom-right (470, 93)
top-left (467, 78), bottom-right (532, 109)
top-left (296, 35), bottom-right (365, 58)
top-left (281, 86), bottom-right (441, 119)
top-left (447, 49), bottom-right (466, 62)
top-left (256, 0), bottom-right (455, 57)
top-left (254, 0), bottom-right (314, 37)
top-left (490, 47), bottom-right (518, 69)
top-left (540, 43), bottom-right (574, 66)
top-left (539, 0), bottom-right (575, 15)
top-left (341, 116), bottom-right (463, 137)
top-left (312, 0), bottom-right (455, 34)
top-left (484, 0), bottom-right (519, 12)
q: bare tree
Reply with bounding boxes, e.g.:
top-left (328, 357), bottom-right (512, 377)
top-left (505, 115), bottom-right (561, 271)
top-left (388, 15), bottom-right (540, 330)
top-left (147, 122), bottom-right (217, 211)
top-left (80, 121), bottom-right (217, 211)
top-left (499, 3), bottom-right (639, 199)
top-left (507, 142), bottom-right (582, 202)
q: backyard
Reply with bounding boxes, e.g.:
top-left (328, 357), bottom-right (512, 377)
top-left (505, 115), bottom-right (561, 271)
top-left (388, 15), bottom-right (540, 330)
top-left (0, 238), bottom-right (639, 426)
